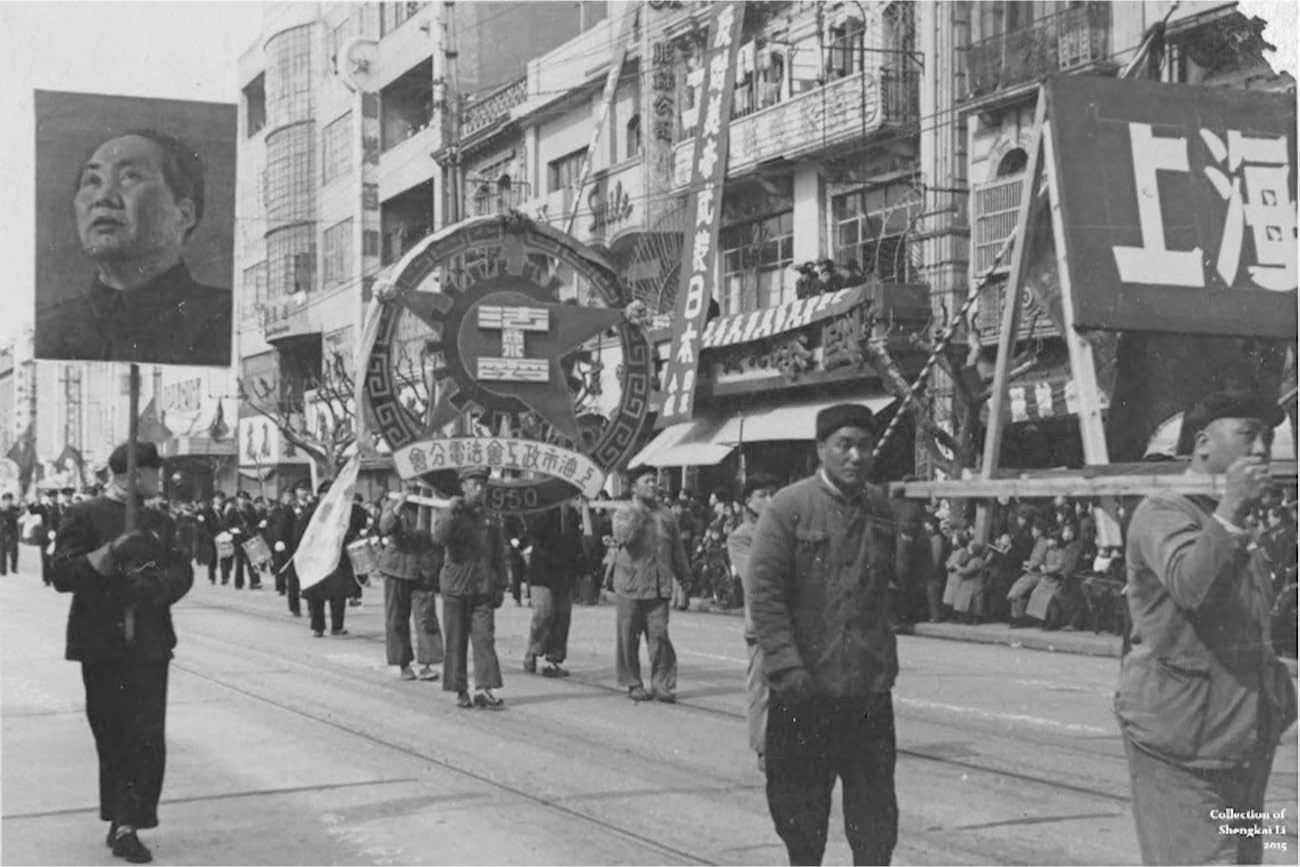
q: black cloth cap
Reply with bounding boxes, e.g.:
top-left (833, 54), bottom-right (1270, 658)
top-left (626, 465), bottom-right (658, 483)
top-left (236, 491), bottom-right (251, 500)
top-left (815, 403), bottom-right (877, 442)
top-left (108, 441), bottom-right (162, 474)
top-left (293, 478), bottom-right (312, 491)
top-left (316, 480), bottom-right (333, 495)
top-left (1179, 388), bottom-right (1285, 453)
top-left (743, 472), bottom-right (780, 500)
top-left (458, 466), bottom-right (490, 482)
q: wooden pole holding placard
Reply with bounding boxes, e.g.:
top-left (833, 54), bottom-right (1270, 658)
top-left (1041, 120), bottom-right (1123, 549)
top-left (125, 364), bottom-right (140, 531)
top-left (973, 90), bottom-right (1045, 544)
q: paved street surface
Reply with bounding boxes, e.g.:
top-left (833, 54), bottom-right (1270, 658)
top-left (4, 562), bottom-right (1296, 866)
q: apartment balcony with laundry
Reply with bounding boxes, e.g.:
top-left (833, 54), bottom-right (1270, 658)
top-left (963, 2), bottom-right (1114, 104)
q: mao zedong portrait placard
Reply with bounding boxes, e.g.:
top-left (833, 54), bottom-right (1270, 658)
top-left (35, 130), bottom-right (232, 367)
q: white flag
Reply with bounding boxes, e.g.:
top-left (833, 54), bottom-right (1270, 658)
top-left (293, 454), bottom-right (361, 592)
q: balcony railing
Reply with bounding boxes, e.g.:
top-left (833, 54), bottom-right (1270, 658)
top-left (965, 3), bottom-right (1111, 100)
top-left (971, 173), bottom-right (1024, 275)
top-left (462, 77), bottom-right (528, 139)
top-left (673, 66), bottom-right (919, 187)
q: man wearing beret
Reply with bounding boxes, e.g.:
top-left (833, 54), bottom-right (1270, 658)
top-left (749, 403), bottom-right (899, 866)
top-left (1118, 388), bottom-right (1296, 865)
top-left (50, 440), bottom-right (194, 864)
top-left (611, 465), bottom-right (690, 703)
top-left (432, 467), bottom-right (509, 709)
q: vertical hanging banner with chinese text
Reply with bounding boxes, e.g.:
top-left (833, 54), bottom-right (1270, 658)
top-left (1045, 76), bottom-right (1296, 338)
top-left (658, 1), bottom-right (746, 425)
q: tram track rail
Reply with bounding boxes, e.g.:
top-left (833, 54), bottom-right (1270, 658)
top-left (179, 593), bottom-right (1135, 808)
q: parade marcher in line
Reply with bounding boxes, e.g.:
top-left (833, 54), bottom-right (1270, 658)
top-left (196, 493), bottom-right (221, 585)
top-left (1117, 389), bottom-right (1296, 866)
top-left (750, 403), bottom-right (899, 866)
top-left (39, 489), bottom-right (61, 585)
top-left (378, 483), bottom-right (445, 682)
top-left (0, 492), bottom-right (21, 575)
top-left (578, 492), bottom-right (612, 605)
top-left (433, 466), bottom-right (509, 709)
top-left (266, 489), bottom-right (295, 596)
top-left (284, 479), bottom-right (314, 618)
top-left (522, 504), bottom-right (582, 678)
top-left (347, 493), bottom-right (367, 608)
top-left (219, 491), bottom-right (251, 588)
top-left (300, 480), bottom-right (366, 638)
top-left (50, 441), bottom-right (193, 864)
top-left (611, 466), bottom-right (688, 703)
top-left (727, 472), bottom-right (779, 773)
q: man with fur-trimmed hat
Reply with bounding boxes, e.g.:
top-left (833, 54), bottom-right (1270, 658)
top-left (49, 440), bottom-right (194, 863)
top-left (432, 466), bottom-right (509, 709)
top-left (610, 465), bottom-right (690, 703)
top-left (1118, 388), bottom-right (1296, 864)
top-left (749, 402), bottom-right (899, 865)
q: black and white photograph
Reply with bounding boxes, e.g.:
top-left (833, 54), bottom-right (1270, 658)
top-left (32, 90), bottom-right (237, 367)
top-left (0, 2), bottom-right (1297, 866)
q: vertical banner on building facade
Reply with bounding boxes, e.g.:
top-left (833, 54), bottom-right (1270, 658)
top-left (657, 1), bottom-right (745, 426)
top-left (33, 90), bottom-right (237, 367)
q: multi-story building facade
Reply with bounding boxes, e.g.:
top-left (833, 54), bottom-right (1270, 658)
top-left (233, 1), bottom-right (603, 495)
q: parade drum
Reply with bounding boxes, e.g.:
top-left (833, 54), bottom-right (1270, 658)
top-left (243, 535), bottom-right (271, 568)
top-left (215, 532), bottom-right (235, 560)
top-left (346, 539), bottom-right (376, 576)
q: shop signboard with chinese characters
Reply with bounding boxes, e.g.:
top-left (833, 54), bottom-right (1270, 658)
top-left (658, 1), bottom-right (746, 425)
top-left (363, 215), bottom-right (653, 514)
top-left (1046, 76), bottom-right (1295, 338)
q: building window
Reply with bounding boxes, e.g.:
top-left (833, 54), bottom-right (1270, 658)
top-left (720, 211), bottom-right (795, 315)
top-left (380, 2), bottom-right (427, 37)
top-left (265, 24), bottom-right (314, 128)
top-left (833, 181), bottom-right (922, 284)
top-left (264, 122), bottom-right (315, 225)
top-left (267, 225), bottom-right (316, 298)
top-left (243, 74), bottom-right (266, 137)
top-left (243, 261), bottom-right (268, 309)
top-left (323, 219), bottom-right (354, 288)
top-left (548, 147), bottom-right (588, 193)
top-left (625, 114), bottom-right (642, 160)
top-left (322, 111), bottom-right (353, 186)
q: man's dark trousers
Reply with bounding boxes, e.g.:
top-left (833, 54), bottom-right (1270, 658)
top-left (286, 565), bottom-right (302, 616)
top-left (220, 547), bottom-right (248, 588)
top-left (307, 596), bottom-right (345, 633)
top-left (272, 551), bottom-right (290, 595)
top-left (0, 532), bottom-right (17, 574)
top-left (81, 661), bottom-right (169, 829)
top-left (441, 594), bottom-right (502, 692)
top-left (766, 692), bottom-right (898, 866)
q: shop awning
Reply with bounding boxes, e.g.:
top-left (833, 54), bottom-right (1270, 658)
top-left (628, 417), bottom-right (740, 468)
top-left (736, 395), bottom-right (895, 442)
top-left (630, 395), bottom-right (895, 467)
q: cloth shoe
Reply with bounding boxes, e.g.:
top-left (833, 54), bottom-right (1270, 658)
top-left (474, 688), bottom-right (504, 710)
top-left (627, 685), bottom-right (650, 702)
top-left (417, 665), bottom-right (440, 681)
top-left (331, 628), bottom-right (349, 636)
top-left (652, 688), bottom-right (677, 704)
top-left (456, 691), bottom-right (474, 709)
top-left (311, 630), bottom-right (324, 638)
top-left (399, 666), bottom-right (417, 681)
top-left (111, 827), bottom-right (152, 864)
top-left (541, 664), bottom-right (569, 678)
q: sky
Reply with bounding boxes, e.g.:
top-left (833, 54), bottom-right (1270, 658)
top-left (0, 0), bottom-right (1293, 353)
top-left (0, 1), bottom-right (264, 348)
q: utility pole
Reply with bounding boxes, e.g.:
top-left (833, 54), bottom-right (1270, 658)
top-left (437, 1), bottom-right (462, 227)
